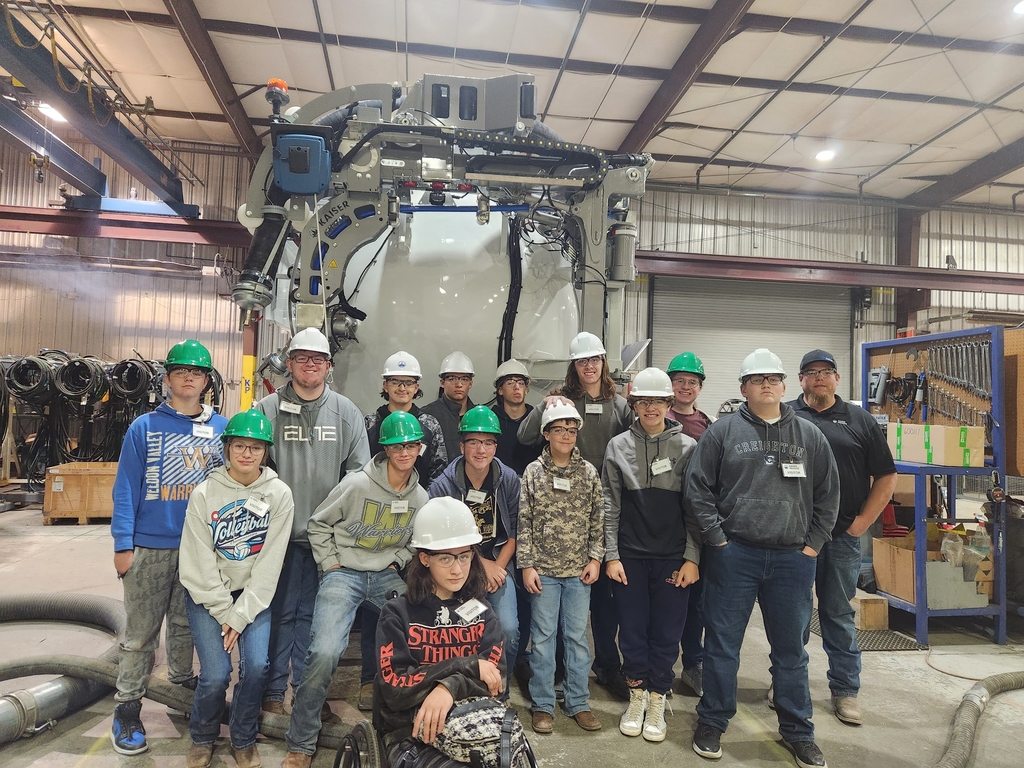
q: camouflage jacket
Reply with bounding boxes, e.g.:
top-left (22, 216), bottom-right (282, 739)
top-left (518, 446), bottom-right (604, 577)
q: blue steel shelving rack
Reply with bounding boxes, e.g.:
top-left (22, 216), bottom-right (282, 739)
top-left (861, 325), bottom-right (1007, 646)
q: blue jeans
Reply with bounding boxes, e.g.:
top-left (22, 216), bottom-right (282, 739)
top-left (697, 541), bottom-right (817, 742)
top-left (612, 559), bottom-right (688, 695)
top-left (528, 575), bottom-right (591, 715)
top-left (487, 573), bottom-right (519, 677)
top-left (816, 531), bottom-right (861, 698)
top-left (266, 544), bottom-right (318, 702)
top-left (285, 567), bottom-right (406, 754)
top-left (185, 594), bottom-right (271, 750)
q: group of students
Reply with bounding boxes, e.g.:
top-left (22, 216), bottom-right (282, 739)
top-left (108, 329), bottom-right (886, 768)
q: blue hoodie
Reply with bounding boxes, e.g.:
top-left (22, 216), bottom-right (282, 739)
top-left (428, 456), bottom-right (520, 561)
top-left (111, 403), bottom-right (228, 551)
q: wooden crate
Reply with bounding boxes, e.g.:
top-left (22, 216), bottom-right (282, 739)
top-left (852, 590), bottom-right (889, 631)
top-left (43, 462), bottom-right (118, 525)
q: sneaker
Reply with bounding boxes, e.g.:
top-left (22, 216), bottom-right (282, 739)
top-left (186, 742), bottom-right (214, 768)
top-left (831, 694), bottom-right (862, 726)
top-left (232, 744), bottom-right (262, 768)
top-left (175, 675), bottom-right (199, 691)
top-left (261, 699), bottom-right (287, 716)
top-left (767, 682), bottom-right (776, 710)
top-left (692, 723), bottom-right (723, 759)
top-left (642, 692), bottom-right (668, 742)
top-left (679, 663), bottom-right (704, 697)
top-left (782, 739), bottom-right (828, 768)
top-left (358, 683), bottom-right (374, 712)
top-left (110, 699), bottom-right (148, 755)
top-left (618, 688), bottom-right (648, 737)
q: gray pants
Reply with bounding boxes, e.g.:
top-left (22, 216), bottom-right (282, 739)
top-left (115, 546), bottom-right (194, 702)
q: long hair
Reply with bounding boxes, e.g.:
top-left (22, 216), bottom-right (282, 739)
top-left (405, 546), bottom-right (488, 605)
top-left (560, 357), bottom-right (618, 401)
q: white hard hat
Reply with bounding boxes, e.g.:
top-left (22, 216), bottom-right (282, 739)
top-left (739, 348), bottom-right (786, 381)
top-left (288, 327), bottom-right (331, 356)
top-left (630, 367), bottom-right (673, 397)
top-left (540, 401), bottom-right (583, 431)
top-left (494, 359), bottom-right (530, 388)
top-left (382, 351), bottom-right (422, 379)
top-left (439, 351), bottom-right (474, 376)
top-left (411, 497), bottom-right (483, 550)
top-left (568, 332), bottom-right (606, 360)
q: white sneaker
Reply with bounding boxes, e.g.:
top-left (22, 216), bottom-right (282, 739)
top-left (619, 688), bottom-right (648, 737)
top-left (642, 692), bottom-right (668, 742)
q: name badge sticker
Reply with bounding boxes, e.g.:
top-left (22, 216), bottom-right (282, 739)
top-left (244, 496), bottom-right (270, 518)
top-left (192, 424), bottom-right (214, 439)
top-left (553, 477), bottom-right (571, 492)
top-left (280, 401), bottom-right (302, 414)
top-left (651, 457), bottom-right (672, 475)
top-left (391, 500), bottom-right (409, 515)
top-left (466, 489), bottom-right (487, 504)
top-left (585, 403), bottom-right (603, 415)
top-left (782, 463), bottom-right (807, 478)
top-left (455, 598), bottom-right (488, 622)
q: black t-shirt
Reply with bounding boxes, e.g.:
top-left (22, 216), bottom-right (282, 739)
top-left (491, 403), bottom-right (543, 476)
top-left (465, 471), bottom-right (496, 549)
top-left (789, 395), bottom-right (896, 534)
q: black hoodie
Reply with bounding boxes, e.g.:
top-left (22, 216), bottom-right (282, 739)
top-left (684, 402), bottom-right (839, 553)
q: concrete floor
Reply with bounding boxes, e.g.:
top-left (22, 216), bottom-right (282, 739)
top-left (3, 504), bottom-right (1024, 768)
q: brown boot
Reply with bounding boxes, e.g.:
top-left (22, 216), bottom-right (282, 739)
top-left (282, 752), bottom-right (313, 768)
top-left (261, 700), bottom-right (287, 716)
top-left (232, 744), bottom-right (262, 768)
top-left (572, 710), bottom-right (602, 731)
top-left (531, 711), bottom-right (553, 734)
top-left (358, 682), bottom-right (374, 712)
top-left (186, 742), bottom-right (214, 768)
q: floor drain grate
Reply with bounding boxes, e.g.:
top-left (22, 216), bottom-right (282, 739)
top-left (809, 609), bottom-right (927, 651)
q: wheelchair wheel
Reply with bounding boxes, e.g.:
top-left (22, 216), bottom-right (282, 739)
top-left (334, 720), bottom-right (383, 768)
top-left (517, 736), bottom-right (538, 768)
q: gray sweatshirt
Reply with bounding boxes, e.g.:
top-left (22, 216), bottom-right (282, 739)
top-left (307, 454), bottom-right (429, 573)
top-left (517, 392), bottom-right (632, 472)
top-left (256, 383), bottom-right (371, 543)
top-left (684, 402), bottom-right (840, 554)
top-left (179, 466), bottom-right (294, 633)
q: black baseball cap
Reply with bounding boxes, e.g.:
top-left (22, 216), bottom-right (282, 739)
top-left (799, 349), bottom-right (837, 372)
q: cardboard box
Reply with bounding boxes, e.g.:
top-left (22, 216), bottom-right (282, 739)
top-left (43, 461), bottom-right (118, 523)
top-left (892, 473), bottom-right (932, 508)
top-left (923, 425), bottom-right (984, 467)
top-left (887, 423), bottom-right (927, 463)
top-left (873, 528), bottom-right (990, 609)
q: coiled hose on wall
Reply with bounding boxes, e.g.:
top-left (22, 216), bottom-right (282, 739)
top-left (934, 671), bottom-right (1024, 768)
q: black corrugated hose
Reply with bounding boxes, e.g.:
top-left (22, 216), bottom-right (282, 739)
top-left (934, 671), bottom-right (1024, 768)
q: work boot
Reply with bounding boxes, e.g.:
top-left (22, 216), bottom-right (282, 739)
top-left (595, 667), bottom-right (630, 701)
top-left (232, 744), bottom-right (262, 768)
top-left (692, 723), bottom-right (723, 760)
top-left (618, 688), bottom-right (648, 737)
top-left (642, 691), bottom-right (668, 742)
top-left (831, 694), bottom-right (862, 726)
top-left (782, 739), bottom-right (828, 768)
top-left (321, 701), bottom-right (341, 724)
top-left (186, 742), bottom-right (214, 768)
top-left (572, 710), bottom-right (602, 731)
top-left (110, 699), bottom-right (148, 755)
top-left (261, 699), bottom-right (287, 716)
top-left (358, 683), bottom-right (374, 712)
top-left (679, 663), bottom-right (704, 697)
top-left (282, 752), bottom-right (313, 768)
top-left (531, 711), bottom-right (553, 734)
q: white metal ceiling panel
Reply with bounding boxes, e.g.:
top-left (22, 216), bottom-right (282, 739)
top-left (855, 0), bottom-right (1024, 41)
top-left (646, 126), bottom-right (733, 157)
top-left (508, 4), bottom-right (578, 57)
top-left (316, 0), bottom-right (401, 39)
top-left (748, 0), bottom-right (869, 23)
top-left (622, 20), bottom-right (698, 70)
top-left (453, 0), bottom-right (521, 53)
top-left (594, 77), bottom-right (662, 121)
top-left (802, 99), bottom-right (963, 145)
top-left (743, 90), bottom-right (838, 135)
top-left (670, 83), bottom-right (775, 126)
top-left (580, 119), bottom-right (631, 150)
top-left (334, 47), bottom-right (403, 89)
top-left (647, 160), bottom-right (700, 184)
top-left (537, 115), bottom-right (587, 144)
top-left (194, 0), bottom-right (278, 26)
top-left (545, 71), bottom-right (616, 117)
top-left (569, 12), bottom-right (644, 66)
top-left (796, 40), bottom-right (900, 90)
top-left (406, 0), bottom-right (460, 48)
top-left (706, 31), bottom-right (825, 81)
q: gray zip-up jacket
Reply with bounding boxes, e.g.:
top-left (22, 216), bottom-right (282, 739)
top-left (684, 402), bottom-right (840, 553)
top-left (518, 392), bottom-right (631, 472)
top-left (256, 383), bottom-right (371, 544)
top-left (428, 457), bottom-right (520, 560)
top-left (307, 454), bottom-right (428, 573)
top-left (603, 419), bottom-right (700, 563)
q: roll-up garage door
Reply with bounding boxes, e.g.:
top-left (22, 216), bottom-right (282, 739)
top-left (650, 277), bottom-right (852, 418)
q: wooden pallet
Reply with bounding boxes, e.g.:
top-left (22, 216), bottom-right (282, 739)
top-left (42, 513), bottom-right (112, 526)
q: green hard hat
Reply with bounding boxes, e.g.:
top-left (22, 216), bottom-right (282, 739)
top-left (221, 409), bottom-right (274, 445)
top-left (379, 410), bottom-right (425, 445)
top-left (459, 405), bottom-right (502, 435)
top-left (667, 351), bottom-right (705, 380)
top-left (165, 339), bottom-right (213, 370)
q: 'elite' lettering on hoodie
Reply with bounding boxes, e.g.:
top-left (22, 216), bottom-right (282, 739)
top-left (345, 499), bottom-right (415, 550)
top-left (282, 425), bottom-right (338, 442)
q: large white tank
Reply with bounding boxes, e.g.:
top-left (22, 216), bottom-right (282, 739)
top-left (330, 203), bottom-right (578, 415)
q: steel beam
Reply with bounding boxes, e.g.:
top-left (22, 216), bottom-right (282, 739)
top-left (901, 136), bottom-right (1024, 210)
top-left (0, 12), bottom-right (185, 204)
top-left (634, 249), bottom-right (1024, 295)
top-left (163, 0), bottom-right (262, 160)
top-left (618, 0), bottom-right (755, 153)
top-left (0, 205), bottom-right (250, 248)
top-left (0, 98), bottom-right (107, 196)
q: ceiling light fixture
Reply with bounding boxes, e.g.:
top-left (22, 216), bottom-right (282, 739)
top-left (815, 149), bottom-right (835, 162)
top-left (1015, 1), bottom-right (1024, 15)
top-left (38, 103), bottom-right (66, 122)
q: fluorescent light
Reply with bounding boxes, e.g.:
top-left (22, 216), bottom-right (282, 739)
top-left (1016, 1), bottom-right (1024, 14)
top-left (815, 149), bottom-right (835, 162)
top-left (38, 104), bottom-right (66, 122)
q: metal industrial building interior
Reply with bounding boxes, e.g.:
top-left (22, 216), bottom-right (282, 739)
top-left (4, 1), bottom-right (1024, 767)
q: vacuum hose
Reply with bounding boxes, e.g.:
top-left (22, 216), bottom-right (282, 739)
top-left (934, 671), bottom-right (1024, 768)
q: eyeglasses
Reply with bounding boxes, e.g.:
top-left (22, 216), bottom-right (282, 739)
top-left (547, 426), bottom-right (578, 436)
top-left (575, 356), bottom-right (603, 369)
top-left (291, 354), bottom-right (330, 366)
top-left (443, 375), bottom-right (473, 384)
top-left (430, 551), bottom-right (474, 567)
top-left (385, 441), bottom-right (422, 454)
top-left (800, 368), bottom-right (837, 380)
top-left (463, 438), bottom-right (498, 449)
top-left (672, 376), bottom-right (702, 388)
top-left (230, 443), bottom-right (266, 455)
top-left (169, 366), bottom-right (208, 379)
top-left (386, 379), bottom-right (419, 389)
top-left (501, 378), bottom-right (528, 388)
top-left (746, 374), bottom-right (784, 386)
top-left (633, 398), bottom-right (670, 408)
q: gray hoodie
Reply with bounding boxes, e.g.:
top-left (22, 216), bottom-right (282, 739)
top-left (518, 392), bottom-right (632, 472)
top-left (179, 466), bottom-right (294, 633)
top-left (306, 454), bottom-right (429, 573)
top-left (256, 383), bottom-right (371, 543)
top-left (684, 402), bottom-right (840, 553)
